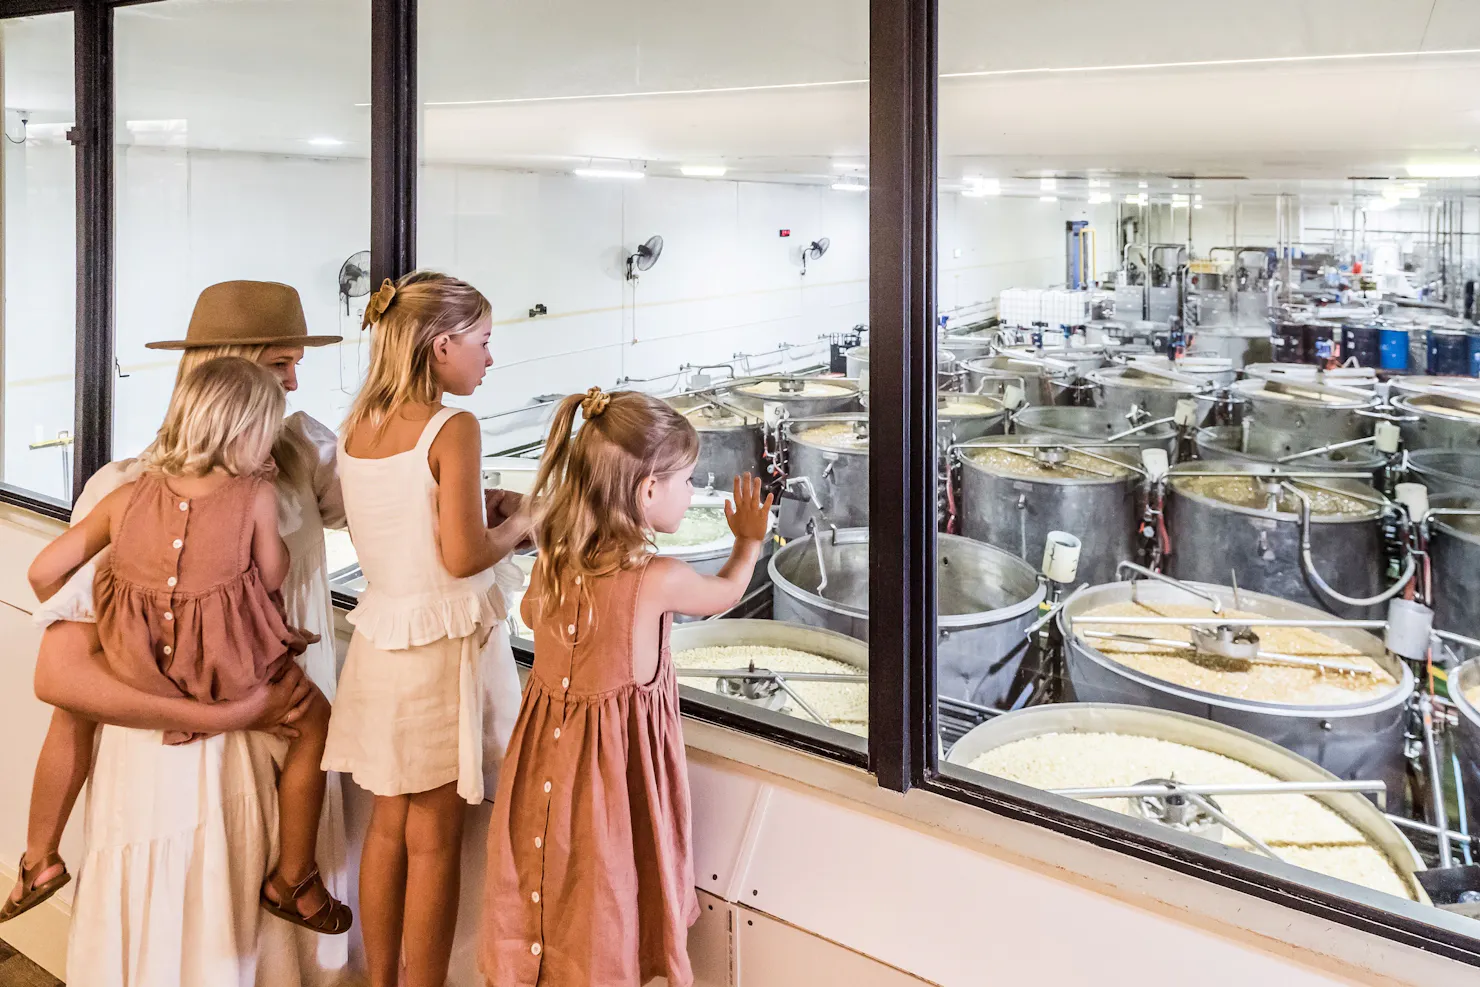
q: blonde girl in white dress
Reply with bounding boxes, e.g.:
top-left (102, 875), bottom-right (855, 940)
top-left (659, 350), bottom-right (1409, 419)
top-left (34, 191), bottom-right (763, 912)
top-left (19, 281), bottom-right (354, 986)
top-left (324, 272), bottom-right (526, 987)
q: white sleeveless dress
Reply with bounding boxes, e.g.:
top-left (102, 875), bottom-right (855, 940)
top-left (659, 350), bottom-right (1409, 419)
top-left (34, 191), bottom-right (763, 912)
top-left (40, 412), bottom-right (352, 987)
top-left (323, 406), bottom-right (523, 804)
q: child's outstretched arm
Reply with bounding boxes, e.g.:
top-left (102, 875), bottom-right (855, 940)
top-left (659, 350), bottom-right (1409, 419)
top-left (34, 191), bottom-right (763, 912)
top-left (650, 474), bottom-right (773, 618)
top-left (431, 411), bottom-right (534, 578)
top-left (27, 485), bottom-right (128, 602)
top-left (250, 480), bottom-right (291, 591)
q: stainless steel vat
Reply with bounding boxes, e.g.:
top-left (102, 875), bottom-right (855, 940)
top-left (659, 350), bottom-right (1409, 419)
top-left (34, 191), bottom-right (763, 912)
top-left (1188, 326), bottom-right (1272, 368)
top-left (769, 529), bottom-right (1046, 708)
top-left (725, 375), bottom-right (862, 419)
top-left (1164, 463), bottom-right (1385, 617)
top-left (1087, 365), bottom-right (1204, 422)
top-left (784, 414), bottom-right (870, 528)
top-left (1389, 376), bottom-right (1480, 401)
top-left (1406, 450), bottom-right (1480, 498)
top-left (1450, 660), bottom-right (1480, 859)
top-left (1392, 393), bottom-right (1480, 452)
top-left (936, 393), bottom-right (1009, 450)
top-left (1242, 364), bottom-right (1379, 389)
top-left (1194, 425), bottom-right (1385, 480)
top-left (1428, 496), bottom-right (1480, 643)
top-left (665, 393), bottom-right (765, 491)
top-left (670, 619), bottom-right (866, 735)
top-left (940, 331), bottom-right (996, 362)
top-left (945, 702), bottom-right (1425, 902)
top-left (1012, 405), bottom-right (1177, 453)
top-left (1230, 378), bottom-right (1377, 459)
top-left (956, 437), bottom-right (1141, 587)
top-left (846, 345), bottom-right (958, 391)
top-left (1058, 583), bottom-right (1416, 805)
top-left (961, 354), bottom-right (1072, 406)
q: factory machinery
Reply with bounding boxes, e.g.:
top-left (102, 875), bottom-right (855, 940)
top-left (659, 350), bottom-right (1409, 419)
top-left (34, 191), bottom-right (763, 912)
top-left (469, 315), bottom-right (1480, 920)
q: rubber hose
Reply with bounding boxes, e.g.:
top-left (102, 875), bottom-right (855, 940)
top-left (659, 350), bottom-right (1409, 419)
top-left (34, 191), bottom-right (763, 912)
top-left (1296, 494), bottom-right (1417, 608)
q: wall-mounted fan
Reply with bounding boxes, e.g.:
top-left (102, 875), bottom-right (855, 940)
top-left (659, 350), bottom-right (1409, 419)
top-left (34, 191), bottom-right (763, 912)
top-left (338, 250), bottom-right (371, 315)
top-left (626, 235), bottom-right (664, 281)
top-left (802, 237), bottom-right (830, 277)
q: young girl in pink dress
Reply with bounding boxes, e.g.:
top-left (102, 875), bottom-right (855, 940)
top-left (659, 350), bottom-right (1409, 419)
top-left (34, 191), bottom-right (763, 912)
top-left (480, 388), bottom-right (772, 987)
top-left (24, 356), bottom-right (352, 935)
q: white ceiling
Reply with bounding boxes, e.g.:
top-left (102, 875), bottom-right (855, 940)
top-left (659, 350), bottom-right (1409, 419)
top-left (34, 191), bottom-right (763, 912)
top-left (5, 0), bottom-right (1480, 192)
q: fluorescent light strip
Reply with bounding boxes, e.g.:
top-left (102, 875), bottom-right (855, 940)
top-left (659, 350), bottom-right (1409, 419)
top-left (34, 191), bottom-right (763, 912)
top-left (680, 165), bottom-right (727, 177)
top-left (374, 47), bottom-right (1480, 110)
top-left (832, 182), bottom-right (869, 192)
top-left (573, 168), bottom-right (645, 180)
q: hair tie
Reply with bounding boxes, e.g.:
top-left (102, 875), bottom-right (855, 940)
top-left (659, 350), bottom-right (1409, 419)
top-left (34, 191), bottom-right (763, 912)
top-left (581, 386), bottom-right (612, 420)
top-left (361, 278), bottom-right (397, 329)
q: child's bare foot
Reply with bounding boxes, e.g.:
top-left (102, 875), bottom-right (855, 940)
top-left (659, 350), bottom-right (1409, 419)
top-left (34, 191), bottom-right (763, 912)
top-left (1, 851), bottom-right (70, 923)
top-left (261, 865), bottom-right (352, 935)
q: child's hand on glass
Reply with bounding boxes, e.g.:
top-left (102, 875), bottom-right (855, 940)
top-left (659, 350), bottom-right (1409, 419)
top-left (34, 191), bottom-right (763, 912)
top-left (724, 473), bottom-right (773, 544)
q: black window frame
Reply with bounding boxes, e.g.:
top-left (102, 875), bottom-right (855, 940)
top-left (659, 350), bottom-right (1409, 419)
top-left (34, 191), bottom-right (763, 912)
top-left (2, 0), bottom-right (1478, 966)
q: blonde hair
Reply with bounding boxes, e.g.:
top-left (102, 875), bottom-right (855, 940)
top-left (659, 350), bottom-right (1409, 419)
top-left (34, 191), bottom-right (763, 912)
top-left (342, 270), bottom-right (492, 440)
top-left (141, 357), bottom-right (285, 478)
top-left (174, 343), bottom-right (308, 485)
top-left (529, 388), bottom-right (699, 627)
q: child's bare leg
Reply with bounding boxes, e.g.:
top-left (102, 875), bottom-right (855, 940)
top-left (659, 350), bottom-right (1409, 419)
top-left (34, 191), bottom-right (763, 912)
top-left (266, 686), bottom-right (337, 918)
top-left (361, 794), bottom-right (410, 987)
top-left (7, 707), bottom-right (96, 906)
top-left (402, 782), bottom-right (466, 987)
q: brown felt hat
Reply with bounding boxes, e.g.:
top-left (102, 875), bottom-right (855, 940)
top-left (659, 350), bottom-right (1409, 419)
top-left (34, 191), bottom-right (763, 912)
top-left (145, 280), bottom-right (342, 350)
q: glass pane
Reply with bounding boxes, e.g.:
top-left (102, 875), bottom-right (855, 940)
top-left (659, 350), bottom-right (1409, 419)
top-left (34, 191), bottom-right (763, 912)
top-left (2, 13), bottom-right (75, 504)
top-left (417, 1), bottom-right (870, 749)
top-left (935, 0), bottom-right (1480, 940)
top-left (112, 0), bottom-right (370, 578)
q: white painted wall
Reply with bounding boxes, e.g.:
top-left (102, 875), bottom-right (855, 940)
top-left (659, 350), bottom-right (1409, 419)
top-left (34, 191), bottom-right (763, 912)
top-left (7, 141), bottom-right (1123, 491)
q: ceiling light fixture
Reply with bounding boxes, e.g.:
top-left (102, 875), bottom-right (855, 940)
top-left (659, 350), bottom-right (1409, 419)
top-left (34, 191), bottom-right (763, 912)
top-left (1405, 163), bottom-right (1480, 178)
top-left (1039, 195), bottom-right (1058, 203)
top-left (832, 181), bottom-right (869, 192)
top-left (308, 137), bottom-right (344, 147)
top-left (1088, 191), bottom-right (1111, 204)
top-left (1040, 177), bottom-right (1057, 191)
top-left (1138, 181), bottom-right (1149, 189)
top-left (961, 177), bottom-right (1001, 197)
top-left (680, 165), bottom-right (727, 177)
top-left (832, 161), bottom-right (867, 172)
top-left (573, 168), bottom-right (645, 180)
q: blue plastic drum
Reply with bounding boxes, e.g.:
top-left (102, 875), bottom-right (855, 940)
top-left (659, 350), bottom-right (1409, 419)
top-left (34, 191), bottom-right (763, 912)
top-left (1470, 333), bottom-right (1480, 377)
top-left (1379, 327), bottom-right (1409, 370)
top-left (1428, 328), bottom-right (1471, 376)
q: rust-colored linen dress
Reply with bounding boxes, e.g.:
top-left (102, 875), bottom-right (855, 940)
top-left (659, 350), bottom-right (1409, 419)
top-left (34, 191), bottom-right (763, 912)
top-left (480, 560), bottom-right (699, 987)
top-left (95, 471), bottom-right (314, 744)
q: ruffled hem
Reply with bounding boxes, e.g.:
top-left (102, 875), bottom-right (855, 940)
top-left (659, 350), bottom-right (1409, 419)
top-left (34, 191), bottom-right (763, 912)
top-left (346, 560), bottom-right (520, 650)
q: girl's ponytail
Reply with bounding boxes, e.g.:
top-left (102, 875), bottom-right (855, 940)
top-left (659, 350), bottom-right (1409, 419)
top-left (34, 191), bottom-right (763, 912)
top-left (528, 392), bottom-right (587, 614)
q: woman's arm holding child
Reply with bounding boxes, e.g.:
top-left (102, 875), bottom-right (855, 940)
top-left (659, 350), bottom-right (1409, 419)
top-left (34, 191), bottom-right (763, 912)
top-left (649, 474), bottom-right (773, 618)
top-left (27, 486), bottom-right (126, 602)
top-left (250, 480), bottom-right (292, 591)
top-left (431, 411), bottom-right (532, 578)
top-left (35, 621), bottom-right (314, 737)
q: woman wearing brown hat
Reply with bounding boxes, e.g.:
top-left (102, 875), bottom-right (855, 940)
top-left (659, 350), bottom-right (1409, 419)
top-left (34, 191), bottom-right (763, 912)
top-left (12, 282), bottom-right (354, 986)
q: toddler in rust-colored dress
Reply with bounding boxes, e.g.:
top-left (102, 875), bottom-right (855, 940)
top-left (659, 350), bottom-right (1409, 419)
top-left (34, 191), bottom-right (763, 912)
top-left (24, 356), bottom-right (352, 936)
top-left (480, 388), bottom-right (773, 987)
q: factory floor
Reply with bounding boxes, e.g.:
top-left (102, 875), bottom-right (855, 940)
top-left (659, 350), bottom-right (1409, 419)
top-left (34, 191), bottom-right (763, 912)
top-left (0, 939), bottom-right (60, 987)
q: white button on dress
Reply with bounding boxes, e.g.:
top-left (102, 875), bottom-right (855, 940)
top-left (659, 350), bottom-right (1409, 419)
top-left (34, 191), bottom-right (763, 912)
top-left (179, 502), bottom-right (189, 512)
top-left (554, 728), bottom-right (561, 740)
top-left (543, 781), bottom-right (552, 794)
top-left (531, 891), bottom-right (540, 903)
top-left (561, 677), bottom-right (570, 688)
top-left (172, 539), bottom-right (182, 549)
top-left (535, 837), bottom-right (542, 849)
top-left (531, 943), bottom-right (542, 956)
top-left (164, 611), bottom-right (173, 621)
top-left (166, 576), bottom-right (177, 588)
top-left (163, 646), bottom-right (172, 656)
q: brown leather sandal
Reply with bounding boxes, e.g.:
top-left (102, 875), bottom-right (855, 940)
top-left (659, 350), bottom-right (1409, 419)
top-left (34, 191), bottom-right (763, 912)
top-left (261, 866), bottom-right (353, 935)
top-left (0, 852), bottom-right (70, 923)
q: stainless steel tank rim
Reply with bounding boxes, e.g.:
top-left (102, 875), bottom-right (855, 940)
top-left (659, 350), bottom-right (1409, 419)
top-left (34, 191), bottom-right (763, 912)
top-left (954, 440), bottom-right (1146, 485)
top-left (1430, 514), bottom-right (1480, 546)
top-left (1392, 394), bottom-right (1480, 425)
top-left (1060, 589), bottom-right (1413, 721)
top-left (940, 702), bottom-right (1426, 897)
top-left (767, 532), bottom-right (1047, 629)
top-left (1165, 471), bottom-right (1384, 525)
top-left (1232, 380), bottom-right (1378, 412)
top-left (1452, 660), bottom-right (1480, 732)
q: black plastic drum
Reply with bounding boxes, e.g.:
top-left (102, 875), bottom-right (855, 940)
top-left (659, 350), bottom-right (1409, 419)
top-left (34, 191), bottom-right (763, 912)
top-left (1272, 320), bottom-right (1306, 363)
top-left (1341, 323), bottom-right (1381, 368)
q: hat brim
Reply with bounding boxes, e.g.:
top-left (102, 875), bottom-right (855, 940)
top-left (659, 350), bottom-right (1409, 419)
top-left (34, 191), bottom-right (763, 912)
top-left (145, 334), bottom-right (343, 350)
